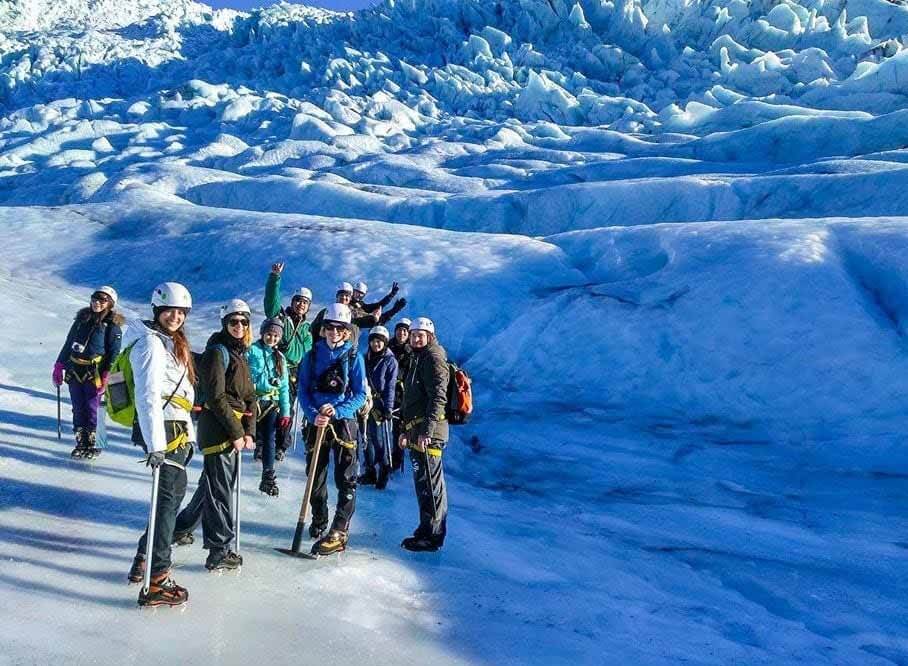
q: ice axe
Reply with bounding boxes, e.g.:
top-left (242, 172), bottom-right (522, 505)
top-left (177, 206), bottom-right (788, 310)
top-left (275, 423), bottom-right (326, 559)
top-left (56, 384), bottom-right (62, 440)
top-left (142, 466), bottom-right (161, 597)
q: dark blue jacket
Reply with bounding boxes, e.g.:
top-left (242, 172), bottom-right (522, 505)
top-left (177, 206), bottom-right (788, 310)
top-left (297, 339), bottom-right (367, 422)
top-left (56, 308), bottom-right (124, 374)
top-left (366, 347), bottom-right (398, 414)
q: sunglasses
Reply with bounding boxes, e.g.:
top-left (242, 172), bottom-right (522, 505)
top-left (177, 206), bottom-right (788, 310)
top-left (227, 318), bottom-right (250, 327)
top-left (323, 323), bottom-right (346, 332)
top-left (91, 294), bottom-right (111, 303)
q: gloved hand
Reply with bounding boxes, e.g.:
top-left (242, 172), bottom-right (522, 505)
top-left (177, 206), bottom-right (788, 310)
top-left (394, 297), bottom-right (407, 309)
top-left (96, 372), bottom-right (109, 397)
top-left (277, 416), bottom-right (292, 430)
top-left (382, 410), bottom-right (393, 422)
top-left (391, 281), bottom-right (400, 295)
top-left (146, 452), bottom-right (166, 468)
top-left (52, 362), bottom-right (65, 387)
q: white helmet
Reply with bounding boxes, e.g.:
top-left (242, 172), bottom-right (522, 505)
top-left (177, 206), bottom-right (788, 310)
top-left (323, 303), bottom-right (352, 327)
top-left (336, 282), bottom-right (353, 294)
top-left (395, 317), bottom-right (412, 330)
top-left (353, 281), bottom-right (368, 295)
top-left (293, 287), bottom-right (313, 302)
top-left (369, 325), bottom-right (390, 341)
top-left (410, 317), bottom-right (435, 335)
top-left (93, 285), bottom-right (118, 305)
top-left (152, 282), bottom-right (192, 310)
top-left (221, 298), bottom-right (252, 319)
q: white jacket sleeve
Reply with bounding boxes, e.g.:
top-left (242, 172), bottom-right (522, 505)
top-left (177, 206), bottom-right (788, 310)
top-left (131, 333), bottom-right (168, 453)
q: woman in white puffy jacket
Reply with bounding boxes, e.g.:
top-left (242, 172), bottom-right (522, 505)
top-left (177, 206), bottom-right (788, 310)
top-left (126, 282), bottom-right (197, 608)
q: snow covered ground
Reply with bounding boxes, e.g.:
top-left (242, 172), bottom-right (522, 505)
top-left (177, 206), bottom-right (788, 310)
top-left (2, 0), bottom-right (908, 663)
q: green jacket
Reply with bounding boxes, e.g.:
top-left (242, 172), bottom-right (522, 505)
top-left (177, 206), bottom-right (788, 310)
top-left (264, 273), bottom-right (313, 367)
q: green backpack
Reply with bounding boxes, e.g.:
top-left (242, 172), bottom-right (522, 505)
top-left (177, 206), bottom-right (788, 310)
top-left (105, 341), bottom-right (139, 427)
top-left (105, 340), bottom-right (194, 427)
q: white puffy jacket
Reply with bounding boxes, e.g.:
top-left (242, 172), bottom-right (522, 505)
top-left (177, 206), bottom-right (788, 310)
top-left (123, 320), bottom-right (196, 453)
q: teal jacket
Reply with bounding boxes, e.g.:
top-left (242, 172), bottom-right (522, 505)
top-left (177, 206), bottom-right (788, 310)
top-left (264, 273), bottom-right (313, 367)
top-left (246, 340), bottom-right (291, 417)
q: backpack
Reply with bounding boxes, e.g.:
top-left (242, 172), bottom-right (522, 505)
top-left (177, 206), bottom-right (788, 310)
top-left (105, 341), bottom-right (139, 427)
top-left (105, 340), bottom-right (192, 427)
top-left (445, 362), bottom-right (473, 425)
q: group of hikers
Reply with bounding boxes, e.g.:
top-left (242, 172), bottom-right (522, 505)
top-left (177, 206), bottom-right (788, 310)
top-left (52, 264), bottom-right (454, 607)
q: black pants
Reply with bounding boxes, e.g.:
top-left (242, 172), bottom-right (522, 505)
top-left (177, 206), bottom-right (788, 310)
top-left (407, 429), bottom-right (447, 544)
top-left (135, 444), bottom-right (193, 575)
top-left (277, 370), bottom-right (299, 452)
top-left (174, 449), bottom-right (237, 556)
top-left (256, 402), bottom-right (278, 473)
top-left (305, 419), bottom-right (358, 532)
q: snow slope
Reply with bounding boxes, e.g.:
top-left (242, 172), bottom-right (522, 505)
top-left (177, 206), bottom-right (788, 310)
top-left (2, 0), bottom-right (908, 663)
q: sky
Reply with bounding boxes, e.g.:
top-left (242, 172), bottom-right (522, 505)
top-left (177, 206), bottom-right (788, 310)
top-left (203, 0), bottom-right (379, 10)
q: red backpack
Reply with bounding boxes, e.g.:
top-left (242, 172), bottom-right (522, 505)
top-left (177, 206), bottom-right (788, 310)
top-left (445, 362), bottom-right (473, 425)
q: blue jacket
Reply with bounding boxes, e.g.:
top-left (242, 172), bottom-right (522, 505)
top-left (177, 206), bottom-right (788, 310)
top-left (57, 308), bottom-right (124, 375)
top-left (246, 340), bottom-right (291, 417)
top-left (297, 339), bottom-right (367, 422)
top-left (366, 347), bottom-right (398, 414)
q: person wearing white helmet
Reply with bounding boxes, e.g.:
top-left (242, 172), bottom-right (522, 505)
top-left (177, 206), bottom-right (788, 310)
top-left (359, 325), bottom-right (399, 489)
top-left (310, 281), bottom-right (380, 343)
top-left (52, 285), bottom-right (124, 459)
top-left (125, 282), bottom-right (196, 607)
top-left (398, 316), bottom-right (450, 552)
top-left (388, 318), bottom-right (413, 471)
top-left (351, 280), bottom-right (408, 328)
top-left (296, 302), bottom-right (368, 556)
top-left (263, 262), bottom-right (314, 460)
top-left (172, 298), bottom-right (256, 572)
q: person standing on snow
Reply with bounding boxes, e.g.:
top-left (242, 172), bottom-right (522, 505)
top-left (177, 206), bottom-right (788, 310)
top-left (263, 262), bottom-right (313, 461)
top-left (359, 326), bottom-right (398, 490)
top-left (398, 317), bottom-right (450, 552)
top-left (297, 303), bottom-right (367, 556)
top-left (388, 318), bottom-right (413, 471)
top-left (351, 281), bottom-right (408, 327)
top-left (247, 317), bottom-right (291, 496)
top-left (52, 286), bottom-right (123, 459)
top-left (172, 299), bottom-right (256, 572)
top-left (126, 282), bottom-right (196, 607)
top-left (310, 282), bottom-right (380, 343)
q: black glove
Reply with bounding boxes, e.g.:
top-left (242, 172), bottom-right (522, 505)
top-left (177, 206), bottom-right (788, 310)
top-left (395, 297), bottom-right (406, 309)
top-left (383, 410), bottom-right (393, 422)
top-left (146, 451), bottom-right (166, 468)
top-left (391, 282), bottom-right (399, 295)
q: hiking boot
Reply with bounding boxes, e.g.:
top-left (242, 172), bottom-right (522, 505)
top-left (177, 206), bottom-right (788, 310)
top-left (375, 465), bottom-right (390, 490)
top-left (137, 572), bottom-right (188, 607)
top-left (259, 470), bottom-right (279, 497)
top-left (172, 532), bottom-right (194, 547)
top-left (309, 522), bottom-right (328, 540)
top-left (275, 448), bottom-right (286, 462)
top-left (357, 469), bottom-right (377, 486)
top-left (70, 428), bottom-right (90, 458)
top-left (312, 529), bottom-right (348, 556)
top-left (127, 555), bottom-right (145, 584)
top-left (205, 550), bottom-right (243, 571)
top-left (84, 430), bottom-right (101, 459)
top-left (401, 535), bottom-right (442, 552)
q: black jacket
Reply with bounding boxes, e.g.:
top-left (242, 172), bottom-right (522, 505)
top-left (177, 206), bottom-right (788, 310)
top-left (401, 341), bottom-right (449, 441)
top-left (197, 331), bottom-right (256, 450)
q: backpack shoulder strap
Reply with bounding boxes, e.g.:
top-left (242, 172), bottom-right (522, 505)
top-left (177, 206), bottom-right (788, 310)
top-left (214, 344), bottom-right (230, 371)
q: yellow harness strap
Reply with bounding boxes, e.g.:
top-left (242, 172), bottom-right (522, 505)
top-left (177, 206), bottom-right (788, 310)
top-left (200, 409), bottom-right (246, 456)
top-left (70, 355), bottom-right (103, 366)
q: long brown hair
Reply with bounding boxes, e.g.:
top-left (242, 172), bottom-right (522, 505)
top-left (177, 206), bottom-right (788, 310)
top-left (171, 327), bottom-right (196, 385)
